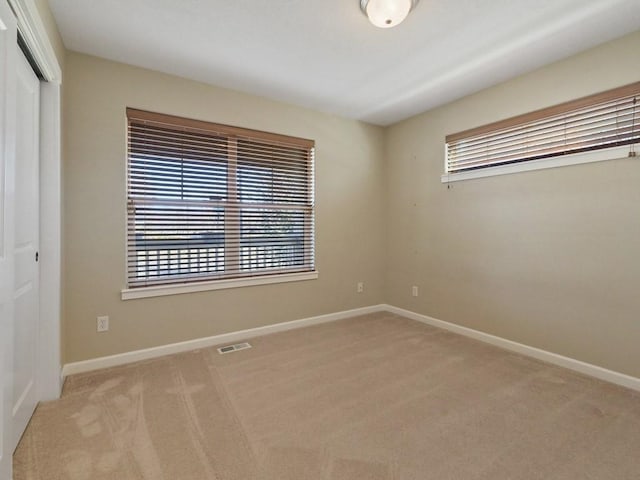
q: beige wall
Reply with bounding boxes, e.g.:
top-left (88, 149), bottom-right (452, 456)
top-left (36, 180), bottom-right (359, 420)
top-left (63, 31), bottom-right (640, 377)
top-left (385, 31), bottom-right (640, 377)
top-left (63, 52), bottom-right (386, 362)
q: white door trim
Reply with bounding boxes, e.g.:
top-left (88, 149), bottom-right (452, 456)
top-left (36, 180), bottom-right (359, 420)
top-left (6, 0), bottom-right (61, 83)
top-left (0, 2), bottom-right (18, 478)
top-left (37, 81), bottom-right (61, 400)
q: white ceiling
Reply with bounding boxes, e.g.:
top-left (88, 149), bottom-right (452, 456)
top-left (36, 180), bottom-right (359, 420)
top-left (49, 0), bottom-right (640, 126)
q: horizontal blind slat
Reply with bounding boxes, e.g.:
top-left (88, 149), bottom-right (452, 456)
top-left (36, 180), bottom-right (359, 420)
top-left (448, 127), bottom-right (639, 167)
top-left (448, 112), bottom-right (637, 160)
top-left (450, 100), bottom-right (637, 150)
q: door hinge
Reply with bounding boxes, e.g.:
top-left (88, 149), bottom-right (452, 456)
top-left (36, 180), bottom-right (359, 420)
top-left (35, 251), bottom-right (39, 262)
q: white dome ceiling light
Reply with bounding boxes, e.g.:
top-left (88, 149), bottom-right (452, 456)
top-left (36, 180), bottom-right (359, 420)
top-left (360, 0), bottom-right (420, 28)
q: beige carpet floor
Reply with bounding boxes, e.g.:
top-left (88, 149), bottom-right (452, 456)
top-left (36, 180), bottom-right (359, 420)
top-left (14, 312), bottom-right (640, 479)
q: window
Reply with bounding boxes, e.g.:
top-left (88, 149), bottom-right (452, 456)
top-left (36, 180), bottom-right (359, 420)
top-left (125, 109), bottom-right (315, 293)
top-left (445, 82), bottom-right (639, 181)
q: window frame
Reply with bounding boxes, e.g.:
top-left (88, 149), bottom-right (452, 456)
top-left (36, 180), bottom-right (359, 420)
top-left (443, 82), bottom-right (640, 183)
top-left (122, 108), bottom-right (317, 300)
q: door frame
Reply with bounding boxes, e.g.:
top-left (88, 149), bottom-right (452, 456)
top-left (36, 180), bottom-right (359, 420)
top-left (0, 2), bottom-right (19, 478)
top-left (8, 0), bottom-right (62, 401)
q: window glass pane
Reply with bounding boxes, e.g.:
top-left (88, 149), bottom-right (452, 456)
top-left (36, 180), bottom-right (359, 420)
top-left (239, 208), bottom-right (308, 272)
top-left (128, 203), bottom-right (225, 284)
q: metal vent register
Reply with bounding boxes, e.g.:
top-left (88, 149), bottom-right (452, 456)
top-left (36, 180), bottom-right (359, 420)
top-left (217, 342), bottom-right (252, 354)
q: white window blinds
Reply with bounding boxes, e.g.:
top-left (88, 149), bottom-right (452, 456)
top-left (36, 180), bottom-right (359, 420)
top-left (446, 82), bottom-right (640, 174)
top-left (126, 108), bottom-right (315, 288)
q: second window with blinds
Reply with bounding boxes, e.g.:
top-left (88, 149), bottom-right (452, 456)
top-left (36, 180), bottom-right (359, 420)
top-left (444, 82), bottom-right (639, 182)
top-left (123, 109), bottom-right (316, 299)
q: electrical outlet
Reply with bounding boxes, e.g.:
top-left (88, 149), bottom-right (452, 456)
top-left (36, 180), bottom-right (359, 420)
top-left (97, 315), bottom-right (109, 332)
top-left (357, 282), bottom-right (364, 293)
top-left (412, 286), bottom-right (419, 297)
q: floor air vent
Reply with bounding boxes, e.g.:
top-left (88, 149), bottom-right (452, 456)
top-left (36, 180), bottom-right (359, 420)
top-left (217, 342), bottom-right (252, 354)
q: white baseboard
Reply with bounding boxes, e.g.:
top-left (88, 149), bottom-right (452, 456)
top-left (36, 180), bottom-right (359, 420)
top-left (61, 304), bottom-right (386, 377)
top-left (62, 303), bottom-right (640, 393)
top-left (383, 304), bottom-right (640, 392)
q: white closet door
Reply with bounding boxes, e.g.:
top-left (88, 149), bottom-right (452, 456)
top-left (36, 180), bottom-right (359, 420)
top-left (11, 47), bottom-right (40, 452)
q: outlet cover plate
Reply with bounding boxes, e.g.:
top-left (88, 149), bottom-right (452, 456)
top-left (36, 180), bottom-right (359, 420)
top-left (97, 316), bottom-right (109, 332)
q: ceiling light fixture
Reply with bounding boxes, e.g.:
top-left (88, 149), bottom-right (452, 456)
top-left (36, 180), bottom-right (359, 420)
top-left (360, 0), bottom-right (419, 28)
